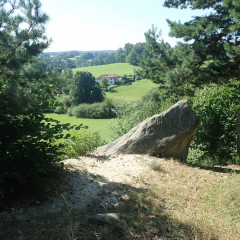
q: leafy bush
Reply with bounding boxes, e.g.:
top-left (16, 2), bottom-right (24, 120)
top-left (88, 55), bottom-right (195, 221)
top-left (0, 114), bottom-right (76, 200)
top-left (59, 130), bottom-right (106, 158)
top-left (54, 105), bottom-right (66, 114)
top-left (68, 99), bottom-right (116, 119)
top-left (188, 81), bottom-right (240, 167)
top-left (61, 95), bottom-right (72, 108)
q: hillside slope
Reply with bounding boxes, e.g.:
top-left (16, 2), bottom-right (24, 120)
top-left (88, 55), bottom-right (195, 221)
top-left (73, 63), bottom-right (139, 77)
top-left (1, 154), bottom-right (239, 239)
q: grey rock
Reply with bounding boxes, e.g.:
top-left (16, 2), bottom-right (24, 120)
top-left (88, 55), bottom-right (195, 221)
top-left (97, 100), bottom-right (199, 160)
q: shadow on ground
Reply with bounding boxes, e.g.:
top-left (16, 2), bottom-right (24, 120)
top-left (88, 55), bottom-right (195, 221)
top-left (108, 85), bottom-right (118, 93)
top-left (202, 165), bottom-right (240, 174)
top-left (0, 156), bottom-right (214, 240)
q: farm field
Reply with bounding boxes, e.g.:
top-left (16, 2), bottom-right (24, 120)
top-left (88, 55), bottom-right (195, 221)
top-left (106, 78), bottom-right (158, 101)
top-left (72, 63), bottom-right (139, 77)
top-left (45, 113), bottom-right (116, 141)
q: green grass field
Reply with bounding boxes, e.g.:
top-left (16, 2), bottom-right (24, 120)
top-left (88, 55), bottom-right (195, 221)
top-left (45, 113), bottom-right (116, 141)
top-left (72, 63), bottom-right (139, 77)
top-left (49, 64), bottom-right (157, 139)
top-left (106, 79), bottom-right (158, 101)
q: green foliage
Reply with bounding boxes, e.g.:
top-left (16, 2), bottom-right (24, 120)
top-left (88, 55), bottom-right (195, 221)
top-left (116, 42), bottom-right (150, 66)
top-left (140, 0), bottom-right (240, 97)
top-left (110, 88), bottom-right (175, 139)
top-left (58, 130), bottom-right (106, 158)
top-left (70, 71), bottom-right (104, 105)
top-left (127, 42), bottom-right (151, 66)
top-left (134, 0), bottom-right (240, 167)
top-left (72, 63), bottom-right (139, 78)
top-left (100, 77), bottom-right (109, 88)
top-left (61, 95), bottom-right (72, 109)
top-left (121, 75), bottom-right (130, 85)
top-left (0, 0), bottom-right (78, 201)
top-left (116, 43), bottom-right (134, 63)
top-left (45, 113), bottom-right (116, 142)
top-left (188, 82), bottom-right (240, 167)
top-left (106, 79), bottom-right (158, 102)
top-left (0, 113), bottom-right (78, 199)
top-left (68, 99), bottom-right (116, 119)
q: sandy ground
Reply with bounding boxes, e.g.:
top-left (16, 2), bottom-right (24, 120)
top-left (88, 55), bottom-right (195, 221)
top-left (0, 154), bottom-right (159, 223)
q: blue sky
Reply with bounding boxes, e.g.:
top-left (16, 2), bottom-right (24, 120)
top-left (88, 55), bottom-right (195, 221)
top-left (40, 0), bottom-right (209, 52)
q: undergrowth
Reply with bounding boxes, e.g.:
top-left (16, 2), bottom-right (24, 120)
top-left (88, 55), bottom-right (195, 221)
top-left (58, 130), bottom-right (106, 158)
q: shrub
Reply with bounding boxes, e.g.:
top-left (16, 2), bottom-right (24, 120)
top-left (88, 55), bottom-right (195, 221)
top-left (110, 88), bottom-right (175, 139)
top-left (61, 95), bottom-right (72, 108)
top-left (68, 99), bottom-right (116, 119)
top-left (54, 105), bottom-right (66, 114)
top-left (59, 130), bottom-right (106, 158)
top-left (188, 81), bottom-right (240, 167)
top-left (0, 114), bottom-right (75, 201)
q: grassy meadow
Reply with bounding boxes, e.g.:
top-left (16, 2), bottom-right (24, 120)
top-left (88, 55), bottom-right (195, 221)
top-left (45, 113), bottom-right (116, 141)
top-left (49, 64), bottom-right (158, 140)
top-left (72, 63), bottom-right (139, 77)
top-left (106, 78), bottom-right (157, 102)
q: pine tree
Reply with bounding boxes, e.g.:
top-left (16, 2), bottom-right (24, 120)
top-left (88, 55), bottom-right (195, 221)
top-left (141, 0), bottom-right (240, 97)
top-left (0, 0), bottom-right (69, 200)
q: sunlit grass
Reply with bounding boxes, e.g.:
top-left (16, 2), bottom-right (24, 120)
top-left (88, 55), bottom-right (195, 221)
top-left (45, 113), bottom-right (116, 142)
top-left (106, 79), bottom-right (158, 101)
top-left (72, 63), bottom-right (139, 77)
top-left (118, 159), bottom-right (240, 239)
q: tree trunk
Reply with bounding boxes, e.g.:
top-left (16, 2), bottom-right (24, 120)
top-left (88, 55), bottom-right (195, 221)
top-left (238, 110), bottom-right (240, 158)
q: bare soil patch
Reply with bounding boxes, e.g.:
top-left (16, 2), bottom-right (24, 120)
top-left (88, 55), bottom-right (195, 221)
top-left (1, 154), bottom-right (240, 239)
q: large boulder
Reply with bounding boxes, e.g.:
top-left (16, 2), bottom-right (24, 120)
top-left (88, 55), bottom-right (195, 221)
top-left (97, 100), bottom-right (199, 160)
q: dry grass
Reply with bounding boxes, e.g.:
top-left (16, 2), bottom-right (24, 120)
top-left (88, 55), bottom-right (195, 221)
top-left (118, 159), bottom-right (240, 239)
top-left (1, 157), bottom-right (240, 239)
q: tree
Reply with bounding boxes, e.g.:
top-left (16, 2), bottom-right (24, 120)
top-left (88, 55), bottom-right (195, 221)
top-left (126, 42), bottom-right (149, 66)
top-left (82, 52), bottom-right (94, 60)
top-left (0, 0), bottom-right (72, 200)
top-left (116, 43), bottom-right (134, 63)
top-left (141, 0), bottom-right (240, 97)
top-left (138, 1), bottom-right (240, 166)
top-left (116, 47), bottom-right (127, 63)
top-left (71, 71), bottom-right (104, 105)
top-left (121, 75), bottom-right (129, 85)
top-left (100, 77), bottom-right (109, 88)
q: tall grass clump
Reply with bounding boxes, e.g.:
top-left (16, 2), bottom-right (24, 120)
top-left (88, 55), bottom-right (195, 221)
top-left (195, 174), bottom-right (240, 239)
top-left (188, 81), bottom-right (240, 167)
top-left (68, 99), bottom-right (116, 119)
top-left (58, 130), bottom-right (106, 158)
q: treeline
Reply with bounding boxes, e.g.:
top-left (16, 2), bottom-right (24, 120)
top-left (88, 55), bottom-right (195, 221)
top-left (39, 42), bottom-right (150, 72)
top-left (116, 42), bottom-right (150, 66)
top-left (39, 51), bottom-right (117, 71)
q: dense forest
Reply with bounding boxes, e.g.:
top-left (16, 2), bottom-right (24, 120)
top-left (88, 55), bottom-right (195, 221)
top-left (39, 42), bottom-right (149, 71)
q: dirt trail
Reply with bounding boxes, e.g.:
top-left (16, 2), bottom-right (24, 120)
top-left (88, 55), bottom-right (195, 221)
top-left (0, 154), bottom-right (157, 222)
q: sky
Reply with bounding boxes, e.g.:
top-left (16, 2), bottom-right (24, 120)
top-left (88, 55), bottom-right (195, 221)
top-left (40, 0), bottom-right (209, 52)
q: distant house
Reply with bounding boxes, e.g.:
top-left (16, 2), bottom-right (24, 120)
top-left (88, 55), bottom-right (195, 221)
top-left (96, 74), bottom-right (120, 85)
